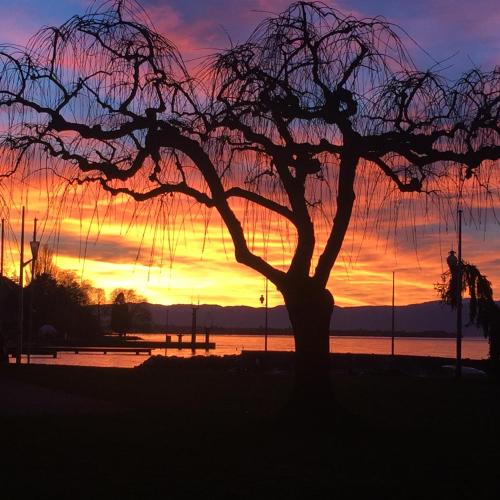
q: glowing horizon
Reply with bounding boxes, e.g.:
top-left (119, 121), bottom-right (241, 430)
top-left (2, 180), bottom-right (498, 308)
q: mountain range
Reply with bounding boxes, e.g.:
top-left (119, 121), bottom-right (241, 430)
top-left (126, 300), bottom-right (492, 337)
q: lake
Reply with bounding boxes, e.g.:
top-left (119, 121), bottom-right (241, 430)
top-left (13, 334), bottom-right (489, 368)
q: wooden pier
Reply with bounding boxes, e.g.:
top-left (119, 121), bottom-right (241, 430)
top-left (8, 340), bottom-right (216, 358)
top-left (9, 346), bottom-right (153, 358)
top-left (115, 341), bottom-right (216, 350)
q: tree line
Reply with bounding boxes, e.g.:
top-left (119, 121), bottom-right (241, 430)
top-left (0, 244), bottom-right (151, 345)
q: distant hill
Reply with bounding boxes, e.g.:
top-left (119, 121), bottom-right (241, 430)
top-left (331, 301), bottom-right (486, 336)
top-left (93, 300), bottom-right (496, 337)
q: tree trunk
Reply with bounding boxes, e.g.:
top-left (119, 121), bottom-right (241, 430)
top-left (282, 280), bottom-right (337, 417)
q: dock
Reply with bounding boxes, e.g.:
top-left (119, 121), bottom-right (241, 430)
top-left (8, 340), bottom-right (216, 358)
top-left (9, 346), bottom-right (153, 358)
top-left (110, 341), bottom-right (216, 350)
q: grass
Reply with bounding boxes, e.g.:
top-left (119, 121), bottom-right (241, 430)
top-left (1, 360), bottom-right (500, 499)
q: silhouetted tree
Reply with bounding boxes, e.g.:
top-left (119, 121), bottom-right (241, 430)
top-left (30, 244), bottom-right (105, 335)
top-left (28, 271), bottom-right (99, 340)
top-left (437, 259), bottom-right (500, 365)
top-left (110, 288), bottom-right (151, 331)
top-left (33, 244), bottom-right (58, 279)
top-left (0, 276), bottom-right (19, 360)
top-left (110, 292), bottom-right (130, 337)
top-left (110, 288), bottom-right (144, 304)
top-left (0, 1), bottom-right (498, 412)
top-left (88, 287), bottom-right (106, 333)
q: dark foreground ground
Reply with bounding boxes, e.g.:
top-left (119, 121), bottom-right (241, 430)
top-left (1, 354), bottom-right (500, 499)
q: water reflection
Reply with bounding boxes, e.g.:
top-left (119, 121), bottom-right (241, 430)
top-left (15, 334), bottom-right (489, 368)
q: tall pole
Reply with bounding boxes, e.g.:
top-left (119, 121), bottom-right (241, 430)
top-left (31, 218), bottom-right (38, 276)
top-left (391, 271), bottom-right (395, 356)
top-left (165, 308), bottom-right (169, 355)
top-left (191, 304), bottom-right (198, 352)
top-left (27, 218), bottom-right (38, 365)
top-left (1, 218), bottom-right (4, 278)
top-left (264, 277), bottom-right (268, 352)
top-left (17, 207), bottom-right (25, 365)
top-left (456, 209), bottom-right (463, 378)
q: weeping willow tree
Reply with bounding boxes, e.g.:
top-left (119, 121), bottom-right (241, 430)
top-left (437, 256), bottom-right (500, 363)
top-left (0, 1), bottom-right (499, 412)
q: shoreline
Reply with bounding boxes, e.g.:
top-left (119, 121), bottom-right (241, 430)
top-left (5, 350), bottom-right (491, 376)
top-left (139, 350), bottom-right (491, 376)
top-left (129, 329), bottom-right (479, 338)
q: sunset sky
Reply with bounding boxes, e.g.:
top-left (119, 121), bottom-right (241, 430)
top-left (0, 0), bottom-right (498, 309)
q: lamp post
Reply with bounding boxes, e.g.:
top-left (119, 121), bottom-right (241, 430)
top-left (16, 208), bottom-right (40, 365)
top-left (446, 210), bottom-right (463, 378)
top-left (27, 218), bottom-right (39, 364)
top-left (259, 278), bottom-right (268, 352)
top-left (1, 218), bottom-right (4, 278)
top-left (391, 270), bottom-right (395, 356)
top-left (191, 304), bottom-right (198, 353)
top-left (456, 209), bottom-right (463, 377)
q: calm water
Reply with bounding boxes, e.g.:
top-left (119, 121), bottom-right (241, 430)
top-left (14, 334), bottom-right (489, 368)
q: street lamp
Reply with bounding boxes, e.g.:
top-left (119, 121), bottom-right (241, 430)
top-left (16, 208), bottom-right (39, 365)
top-left (391, 271), bottom-right (395, 356)
top-left (456, 209), bottom-right (463, 377)
top-left (1, 218), bottom-right (4, 278)
top-left (259, 278), bottom-right (268, 352)
top-left (445, 210), bottom-right (463, 377)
